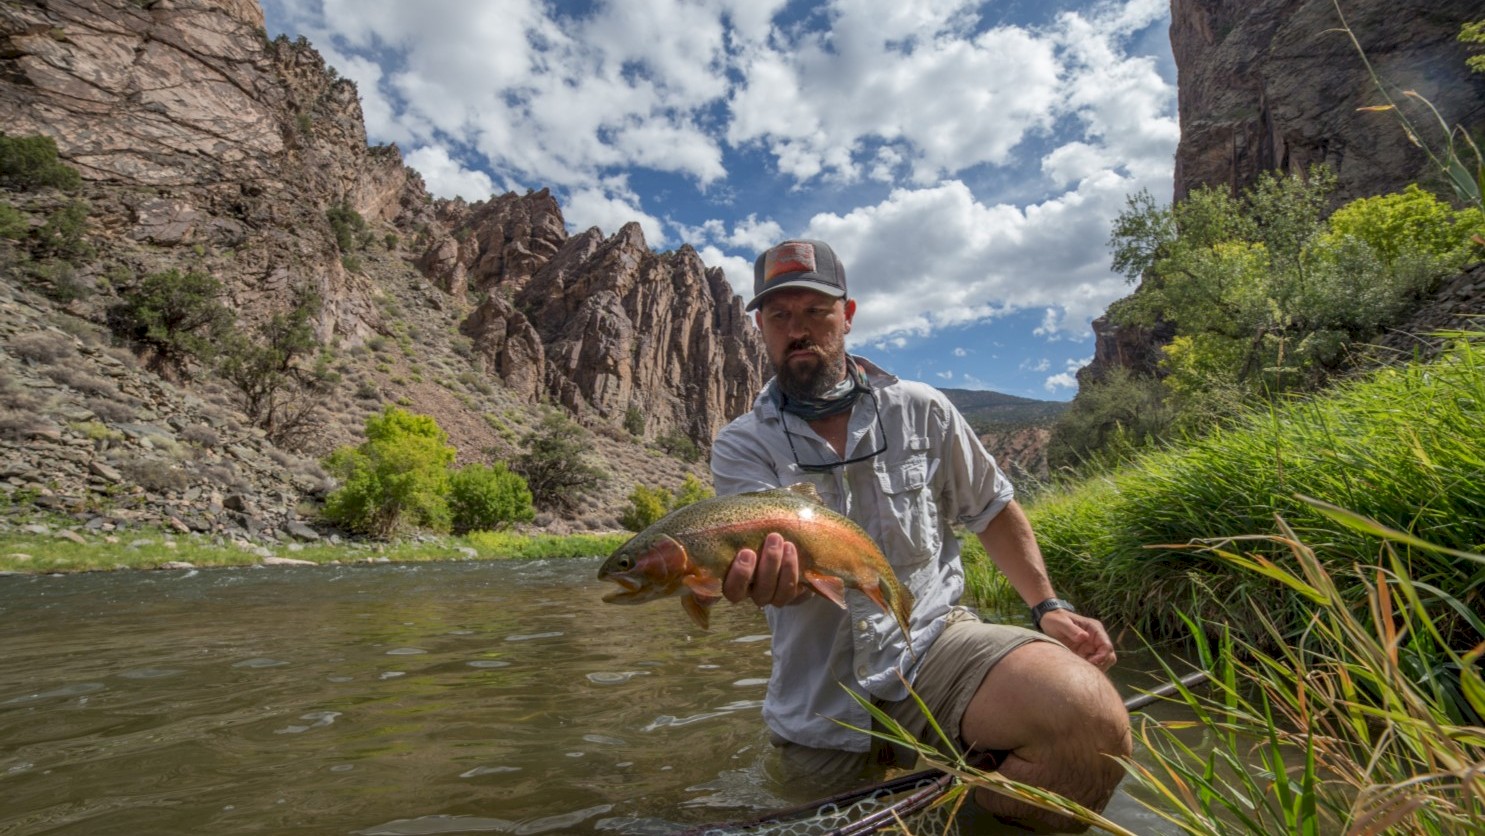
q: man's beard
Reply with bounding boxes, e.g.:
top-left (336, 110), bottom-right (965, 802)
top-left (774, 339), bottom-right (849, 403)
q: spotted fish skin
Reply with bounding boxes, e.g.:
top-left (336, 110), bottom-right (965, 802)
top-left (597, 483), bottom-right (914, 644)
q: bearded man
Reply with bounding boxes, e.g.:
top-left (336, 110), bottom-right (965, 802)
top-left (710, 239), bottom-right (1132, 831)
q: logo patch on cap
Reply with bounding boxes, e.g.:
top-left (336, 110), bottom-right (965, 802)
top-left (762, 242), bottom-right (816, 284)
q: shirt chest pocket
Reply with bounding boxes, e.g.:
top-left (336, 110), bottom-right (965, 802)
top-left (873, 441), bottom-right (941, 565)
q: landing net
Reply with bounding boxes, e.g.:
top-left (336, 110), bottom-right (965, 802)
top-left (681, 770), bottom-right (961, 836)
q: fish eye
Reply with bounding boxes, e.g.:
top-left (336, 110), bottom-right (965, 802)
top-left (617, 557), bottom-right (632, 570)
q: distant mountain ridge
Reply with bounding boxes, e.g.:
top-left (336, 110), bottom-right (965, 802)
top-left (938, 388), bottom-right (1067, 483)
top-left (938, 387), bottom-right (1068, 428)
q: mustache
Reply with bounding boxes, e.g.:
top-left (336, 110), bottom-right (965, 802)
top-left (786, 339), bottom-right (821, 354)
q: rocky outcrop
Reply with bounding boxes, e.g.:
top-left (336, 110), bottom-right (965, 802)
top-left (455, 206), bottom-right (768, 444)
top-left (1171, 0), bottom-right (1485, 202)
top-left (0, 0), bottom-right (441, 344)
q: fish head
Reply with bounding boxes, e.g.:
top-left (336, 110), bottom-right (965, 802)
top-left (597, 533), bottom-right (692, 604)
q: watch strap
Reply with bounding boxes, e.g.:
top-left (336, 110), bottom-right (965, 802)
top-left (1030, 597), bottom-right (1077, 630)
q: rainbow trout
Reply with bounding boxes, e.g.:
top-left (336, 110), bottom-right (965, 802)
top-left (597, 483), bottom-right (914, 644)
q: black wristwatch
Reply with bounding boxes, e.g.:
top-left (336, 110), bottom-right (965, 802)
top-left (1030, 597), bottom-right (1077, 630)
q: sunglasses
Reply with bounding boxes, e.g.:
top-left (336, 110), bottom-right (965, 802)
top-left (783, 389), bottom-right (888, 473)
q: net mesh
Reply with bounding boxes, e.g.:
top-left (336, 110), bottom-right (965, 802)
top-left (690, 779), bottom-right (960, 836)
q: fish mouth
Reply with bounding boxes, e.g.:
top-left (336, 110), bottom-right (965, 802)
top-left (600, 575), bottom-right (642, 601)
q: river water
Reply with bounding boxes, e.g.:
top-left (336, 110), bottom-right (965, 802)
top-left (0, 559), bottom-right (1176, 835)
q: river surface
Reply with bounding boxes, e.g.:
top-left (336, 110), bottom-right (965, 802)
top-left (0, 559), bottom-right (1178, 835)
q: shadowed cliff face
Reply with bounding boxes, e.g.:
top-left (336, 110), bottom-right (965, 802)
top-left (1171, 0), bottom-right (1485, 203)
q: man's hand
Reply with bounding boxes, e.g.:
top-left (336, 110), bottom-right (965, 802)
top-left (723, 532), bottom-right (813, 607)
top-left (1038, 609), bottom-right (1117, 671)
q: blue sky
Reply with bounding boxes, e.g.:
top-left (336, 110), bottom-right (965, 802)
top-left (259, 0), bottom-right (1180, 401)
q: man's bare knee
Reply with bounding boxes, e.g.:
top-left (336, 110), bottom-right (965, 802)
top-left (959, 642), bottom-right (1132, 830)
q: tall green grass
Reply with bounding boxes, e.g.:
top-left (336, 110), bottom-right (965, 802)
top-left (1127, 515), bottom-right (1485, 835)
top-left (1007, 332), bottom-right (1485, 644)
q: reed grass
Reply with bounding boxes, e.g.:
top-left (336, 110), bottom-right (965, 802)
top-left (1007, 332), bottom-right (1485, 645)
top-left (1125, 513), bottom-right (1485, 835)
top-left (857, 512), bottom-right (1483, 836)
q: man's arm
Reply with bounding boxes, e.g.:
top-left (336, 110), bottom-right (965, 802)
top-left (977, 500), bottom-right (1117, 670)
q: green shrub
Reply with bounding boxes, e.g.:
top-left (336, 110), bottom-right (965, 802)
top-left (0, 201), bottom-right (26, 240)
top-left (326, 202), bottom-right (367, 252)
top-left (0, 133), bottom-right (81, 192)
top-left (109, 268), bottom-right (234, 368)
top-left (673, 473), bottom-right (713, 507)
top-left (623, 405), bottom-right (645, 437)
top-left (321, 406), bottom-right (455, 537)
top-left (35, 200), bottom-right (93, 261)
top-left (618, 474), bottom-right (713, 532)
top-left (619, 483), bottom-right (672, 532)
top-left (656, 428), bottom-right (701, 462)
top-left (448, 462), bottom-right (535, 533)
top-left (513, 412), bottom-right (609, 514)
top-left (1321, 184), bottom-right (1481, 266)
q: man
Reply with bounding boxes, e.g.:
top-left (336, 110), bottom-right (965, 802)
top-left (710, 239), bottom-right (1132, 831)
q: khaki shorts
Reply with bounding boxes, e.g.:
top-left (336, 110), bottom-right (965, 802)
top-left (769, 608), bottom-right (1055, 792)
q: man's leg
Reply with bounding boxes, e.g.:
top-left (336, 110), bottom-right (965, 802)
top-left (959, 640), bottom-right (1132, 832)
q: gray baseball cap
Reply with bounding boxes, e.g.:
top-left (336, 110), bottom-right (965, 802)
top-left (747, 239), bottom-right (847, 311)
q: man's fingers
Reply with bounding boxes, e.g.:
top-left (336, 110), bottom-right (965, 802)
top-left (750, 532), bottom-right (785, 606)
top-left (724, 549), bottom-right (756, 603)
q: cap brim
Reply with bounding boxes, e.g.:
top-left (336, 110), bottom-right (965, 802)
top-left (744, 277), bottom-right (847, 311)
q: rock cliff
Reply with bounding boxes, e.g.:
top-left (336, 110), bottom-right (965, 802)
top-left (1080, 0), bottom-right (1484, 389)
top-left (445, 194), bottom-right (764, 444)
top-left (0, 0), bottom-right (767, 537)
top-left (1171, 0), bottom-right (1485, 202)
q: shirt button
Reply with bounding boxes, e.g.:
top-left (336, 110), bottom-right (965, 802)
top-left (856, 619), bottom-right (869, 631)
top-left (856, 665), bottom-right (868, 679)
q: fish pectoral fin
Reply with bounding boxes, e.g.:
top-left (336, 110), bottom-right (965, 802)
top-left (803, 570), bottom-right (847, 609)
top-left (683, 574), bottom-right (722, 604)
top-left (682, 593), bottom-right (713, 630)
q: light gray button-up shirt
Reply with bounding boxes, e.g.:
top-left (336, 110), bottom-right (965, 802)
top-left (710, 356), bottom-right (1015, 751)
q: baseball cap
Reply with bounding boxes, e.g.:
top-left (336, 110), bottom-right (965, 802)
top-left (747, 239), bottom-right (847, 311)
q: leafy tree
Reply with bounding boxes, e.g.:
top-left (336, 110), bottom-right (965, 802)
top-left (0, 133), bottom-right (81, 192)
top-left (513, 412), bottom-right (609, 514)
top-left (448, 462), bottom-right (535, 533)
top-left (1047, 367), bottom-right (1173, 471)
top-left (656, 428), bottom-right (701, 462)
top-left (322, 406), bottom-right (455, 537)
top-left (1320, 184), bottom-right (1481, 266)
top-left (108, 268), bottom-right (234, 370)
top-left (1462, 20), bottom-right (1485, 75)
top-left (217, 287), bottom-right (333, 447)
top-left (1106, 168), bottom-right (1478, 419)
